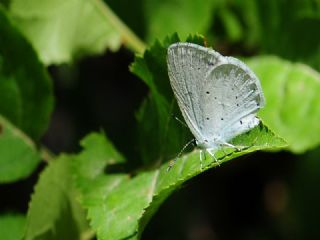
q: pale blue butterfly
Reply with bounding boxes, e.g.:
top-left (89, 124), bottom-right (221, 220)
top-left (167, 42), bottom-right (265, 170)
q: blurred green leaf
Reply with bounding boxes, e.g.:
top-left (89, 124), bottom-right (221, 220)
top-left (0, 116), bottom-right (40, 183)
top-left (105, 0), bottom-right (146, 38)
top-left (247, 56), bottom-right (320, 153)
top-left (231, 0), bottom-right (320, 70)
top-left (0, 213), bottom-right (26, 240)
top-left (233, 0), bottom-right (261, 46)
top-left (24, 155), bottom-right (89, 240)
top-left (144, 0), bottom-right (220, 43)
top-left (0, 7), bottom-right (53, 140)
top-left (258, 0), bottom-right (320, 71)
top-left (198, 0), bottom-right (320, 72)
top-left (8, 0), bottom-right (145, 64)
top-left (218, 7), bottom-right (243, 43)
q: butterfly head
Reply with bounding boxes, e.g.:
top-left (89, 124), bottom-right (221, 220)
top-left (196, 136), bottom-right (221, 150)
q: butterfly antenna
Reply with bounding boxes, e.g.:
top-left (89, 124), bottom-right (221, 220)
top-left (171, 114), bottom-right (189, 129)
top-left (167, 138), bottom-right (196, 171)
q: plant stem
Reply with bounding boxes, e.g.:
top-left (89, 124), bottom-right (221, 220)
top-left (81, 229), bottom-right (96, 240)
top-left (40, 146), bottom-right (55, 162)
top-left (92, 0), bottom-right (147, 54)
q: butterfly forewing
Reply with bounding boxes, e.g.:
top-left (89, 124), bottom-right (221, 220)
top-left (167, 43), bottom-right (223, 142)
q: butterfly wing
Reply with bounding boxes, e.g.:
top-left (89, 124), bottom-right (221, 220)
top-left (167, 43), bottom-right (224, 143)
top-left (167, 43), bottom-right (265, 147)
top-left (200, 56), bottom-right (265, 143)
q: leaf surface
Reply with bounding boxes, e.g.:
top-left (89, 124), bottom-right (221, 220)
top-left (0, 116), bottom-right (40, 183)
top-left (24, 155), bottom-right (89, 240)
top-left (0, 213), bottom-right (26, 240)
top-left (0, 7), bottom-right (53, 140)
top-left (8, 0), bottom-right (145, 64)
top-left (248, 56), bottom-right (320, 153)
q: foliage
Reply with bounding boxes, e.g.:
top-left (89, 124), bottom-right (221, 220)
top-left (247, 56), bottom-right (320, 153)
top-left (24, 155), bottom-right (89, 240)
top-left (0, 213), bottom-right (26, 240)
top-left (0, 7), bottom-right (52, 183)
top-left (8, 0), bottom-right (145, 64)
top-left (0, 0), bottom-right (319, 239)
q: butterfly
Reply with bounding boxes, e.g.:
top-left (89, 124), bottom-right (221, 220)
top-left (167, 42), bottom-right (265, 170)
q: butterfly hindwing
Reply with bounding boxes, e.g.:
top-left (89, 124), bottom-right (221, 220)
top-left (201, 58), bottom-right (265, 142)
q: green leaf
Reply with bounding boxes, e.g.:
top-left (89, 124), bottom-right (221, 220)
top-left (137, 123), bottom-right (286, 237)
top-left (144, 0), bottom-right (219, 43)
top-left (247, 56), bottom-right (320, 153)
top-left (131, 34), bottom-right (194, 164)
top-left (74, 126), bottom-right (286, 240)
top-left (0, 116), bottom-right (40, 183)
top-left (257, 0), bottom-right (320, 71)
top-left (73, 132), bottom-right (125, 195)
top-left (7, 0), bottom-right (145, 64)
top-left (197, 0), bottom-right (320, 71)
top-left (24, 155), bottom-right (89, 240)
top-left (0, 213), bottom-right (26, 240)
top-left (0, 7), bottom-right (53, 140)
top-left (232, 0), bottom-right (261, 46)
top-left (230, 0), bottom-right (320, 70)
top-left (72, 132), bottom-right (129, 239)
top-left (218, 7), bottom-right (243, 42)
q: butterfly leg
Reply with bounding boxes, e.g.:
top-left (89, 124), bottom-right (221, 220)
top-left (167, 138), bottom-right (196, 172)
top-left (199, 150), bottom-right (207, 169)
top-left (221, 142), bottom-right (250, 152)
top-left (225, 135), bottom-right (259, 152)
top-left (221, 147), bottom-right (228, 157)
top-left (206, 149), bottom-right (220, 166)
top-left (171, 114), bottom-right (189, 128)
top-left (222, 142), bottom-right (241, 151)
top-left (167, 158), bottom-right (177, 172)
